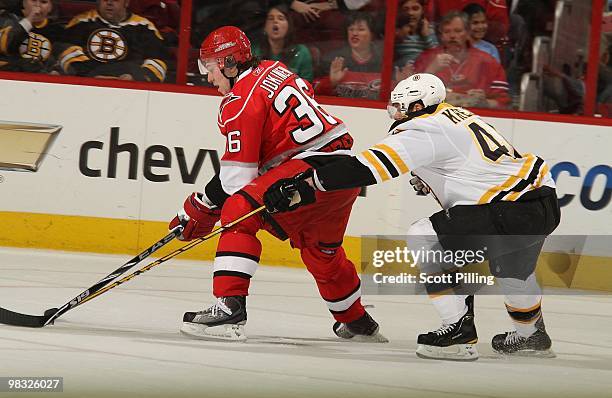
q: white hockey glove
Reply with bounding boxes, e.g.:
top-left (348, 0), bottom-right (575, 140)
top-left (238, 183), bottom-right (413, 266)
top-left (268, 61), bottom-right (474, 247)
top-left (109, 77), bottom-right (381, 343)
top-left (410, 171), bottom-right (430, 196)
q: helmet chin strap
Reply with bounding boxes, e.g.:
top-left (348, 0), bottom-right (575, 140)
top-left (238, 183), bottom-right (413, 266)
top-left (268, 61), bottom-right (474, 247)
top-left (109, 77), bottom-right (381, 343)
top-left (221, 68), bottom-right (237, 88)
top-left (221, 57), bottom-right (242, 88)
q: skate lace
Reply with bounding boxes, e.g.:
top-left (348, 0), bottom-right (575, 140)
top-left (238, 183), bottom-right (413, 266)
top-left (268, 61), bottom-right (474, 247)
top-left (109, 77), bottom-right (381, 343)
top-left (202, 298), bottom-right (232, 317)
top-left (504, 331), bottom-right (525, 346)
top-left (434, 324), bottom-right (454, 336)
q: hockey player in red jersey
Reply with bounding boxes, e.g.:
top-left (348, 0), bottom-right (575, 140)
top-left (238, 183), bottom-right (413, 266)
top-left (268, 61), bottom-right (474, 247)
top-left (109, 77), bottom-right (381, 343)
top-left (169, 26), bottom-right (386, 342)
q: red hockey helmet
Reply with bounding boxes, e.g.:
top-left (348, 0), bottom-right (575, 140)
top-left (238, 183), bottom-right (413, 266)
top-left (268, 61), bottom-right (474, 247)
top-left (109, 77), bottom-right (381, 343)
top-left (199, 26), bottom-right (252, 74)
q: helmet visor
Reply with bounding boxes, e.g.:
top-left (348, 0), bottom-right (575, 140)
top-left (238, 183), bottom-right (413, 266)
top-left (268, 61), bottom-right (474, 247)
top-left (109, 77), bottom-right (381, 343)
top-left (197, 58), bottom-right (221, 76)
top-left (387, 102), bottom-right (404, 120)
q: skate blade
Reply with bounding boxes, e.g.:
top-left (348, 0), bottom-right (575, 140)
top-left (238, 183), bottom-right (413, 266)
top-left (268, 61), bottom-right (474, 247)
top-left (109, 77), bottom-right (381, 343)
top-left (416, 343), bottom-right (479, 361)
top-left (494, 348), bottom-right (556, 358)
top-left (348, 332), bottom-right (389, 343)
top-left (180, 322), bottom-right (247, 342)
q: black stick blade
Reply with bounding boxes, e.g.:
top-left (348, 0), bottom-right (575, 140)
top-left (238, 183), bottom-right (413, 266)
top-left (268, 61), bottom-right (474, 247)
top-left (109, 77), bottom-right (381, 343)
top-left (0, 307), bottom-right (49, 327)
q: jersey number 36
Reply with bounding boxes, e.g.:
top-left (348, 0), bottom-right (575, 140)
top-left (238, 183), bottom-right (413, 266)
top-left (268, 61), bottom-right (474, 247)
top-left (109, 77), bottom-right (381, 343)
top-left (274, 78), bottom-right (338, 144)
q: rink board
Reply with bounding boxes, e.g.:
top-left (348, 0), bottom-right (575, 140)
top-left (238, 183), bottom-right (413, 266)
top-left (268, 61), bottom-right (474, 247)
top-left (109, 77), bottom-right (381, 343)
top-left (0, 80), bottom-right (610, 290)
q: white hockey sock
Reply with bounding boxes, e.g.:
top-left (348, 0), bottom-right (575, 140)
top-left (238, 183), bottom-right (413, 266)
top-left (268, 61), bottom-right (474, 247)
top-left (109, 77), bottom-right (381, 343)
top-left (498, 274), bottom-right (542, 338)
top-left (430, 294), bottom-right (468, 324)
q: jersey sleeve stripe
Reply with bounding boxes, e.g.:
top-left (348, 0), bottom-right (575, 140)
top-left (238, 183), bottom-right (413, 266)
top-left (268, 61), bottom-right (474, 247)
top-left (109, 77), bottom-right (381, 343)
top-left (143, 59), bottom-right (167, 81)
top-left (370, 149), bottom-right (399, 178)
top-left (504, 156), bottom-right (538, 201)
top-left (478, 154), bottom-right (535, 204)
top-left (374, 144), bottom-right (410, 174)
top-left (361, 150), bottom-right (390, 181)
top-left (535, 163), bottom-right (550, 188)
top-left (0, 27), bottom-right (10, 53)
top-left (492, 156), bottom-right (543, 202)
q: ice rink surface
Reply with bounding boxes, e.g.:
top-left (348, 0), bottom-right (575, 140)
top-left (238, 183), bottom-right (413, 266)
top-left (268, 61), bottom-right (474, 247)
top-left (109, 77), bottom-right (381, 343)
top-left (1, 247), bottom-right (611, 398)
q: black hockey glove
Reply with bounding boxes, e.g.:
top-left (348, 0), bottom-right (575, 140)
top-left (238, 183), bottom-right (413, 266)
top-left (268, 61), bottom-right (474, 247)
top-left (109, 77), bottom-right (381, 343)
top-left (410, 171), bottom-right (430, 196)
top-left (264, 170), bottom-right (316, 213)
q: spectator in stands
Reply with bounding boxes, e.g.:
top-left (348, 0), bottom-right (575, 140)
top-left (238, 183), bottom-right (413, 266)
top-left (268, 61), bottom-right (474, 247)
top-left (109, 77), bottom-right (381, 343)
top-left (463, 2), bottom-right (500, 62)
top-left (191, 1), bottom-right (341, 48)
top-left (414, 11), bottom-right (510, 108)
top-left (0, 0), bottom-right (63, 73)
top-left (129, 0), bottom-right (179, 45)
top-left (314, 12), bottom-right (383, 99)
top-left (253, 4), bottom-right (313, 81)
top-left (0, 0), bottom-right (21, 13)
top-left (394, 0), bottom-right (438, 75)
top-left (542, 63), bottom-right (584, 114)
top-left (426, 0), bottom-right (508, 44)
top-left (191, 0), bottom-right (265, 46)
top-left (290, 0), bottom-right (385, 59)
top-left (59, 0), bottom-right (168, 82)
top-left (597, 35), bottom-right (612, 105)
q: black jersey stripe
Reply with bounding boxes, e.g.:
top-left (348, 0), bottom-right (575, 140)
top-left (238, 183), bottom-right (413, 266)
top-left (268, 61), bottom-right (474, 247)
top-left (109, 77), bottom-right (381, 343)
top-left (323, 281), bottom-right (361, 303)
top-left (216, 251), bottom-right (260, 262)
top-left (213, 270), bottom-right (252, 280)
top-left (492, 157), bottom-right (544, 203)
top-left (370, 149), bottom-right (400, 178)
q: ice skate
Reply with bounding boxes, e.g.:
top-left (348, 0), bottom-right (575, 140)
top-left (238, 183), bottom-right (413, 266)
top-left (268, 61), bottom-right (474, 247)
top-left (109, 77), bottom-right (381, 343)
top-left (416, 296), bottom-right (479, 361)
top-left (180, 296), bottom-right (247, 341)
top-left (333, 312), bottom-right (388, 343)
top-left (492, 318), bottom-right (555, 358)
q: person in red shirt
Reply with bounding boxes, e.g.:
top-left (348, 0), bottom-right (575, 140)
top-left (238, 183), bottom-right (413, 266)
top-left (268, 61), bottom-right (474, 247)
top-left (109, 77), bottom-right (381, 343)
top-left (426, 0), bottom-right (508, 44)
top-left (314, 12), bottom-right (383, 99)
top-left (169, 26), bottom-right (387, 343)
top-left (414, 10), bottom-right (510, 108)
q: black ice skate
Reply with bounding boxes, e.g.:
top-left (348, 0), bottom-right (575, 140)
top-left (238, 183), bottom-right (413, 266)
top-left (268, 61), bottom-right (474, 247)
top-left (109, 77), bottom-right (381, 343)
top-left (416, 296), bottom-right (478, 361)
top-left (180, 296), bottom-right (247, 341)
top-left (491, 318), bottom-right (555, 358)
top-left (333, 312), bottom-right (388, 343)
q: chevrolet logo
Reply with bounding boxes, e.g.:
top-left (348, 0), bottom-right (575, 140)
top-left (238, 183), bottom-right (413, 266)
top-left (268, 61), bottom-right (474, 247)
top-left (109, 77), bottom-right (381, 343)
top-left (0, 121), bottom-right (62, 172)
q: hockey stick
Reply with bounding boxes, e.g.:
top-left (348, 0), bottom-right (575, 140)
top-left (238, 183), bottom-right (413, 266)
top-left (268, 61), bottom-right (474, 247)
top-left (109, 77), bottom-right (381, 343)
top-left (0, 225), bottom-right (184, 328)
top-left (74, 205), bottom-right (266, 308)
top-left (0, 205), bottom-right (266, 328)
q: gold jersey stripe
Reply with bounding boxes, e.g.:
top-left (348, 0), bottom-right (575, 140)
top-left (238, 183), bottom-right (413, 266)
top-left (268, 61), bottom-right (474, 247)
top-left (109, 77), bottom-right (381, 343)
top-left (373, 144), bottom-right (410, 174)
top-left (478, 153), bottom-right (535, 204)
top-left (412, 102), bottom-right (455, 120)
top-left (59, 45), bottom-right (84, 60)
top-left (428, 288), bottom-right (455, 299)
top-left (0, 26), bottom-right (10, 53)
top-left (362, 150), bottom-right (390, 181)
top-left (535, 163), bottom-right (550, 187)
top-left (511, 314), bottom-right (542, 324)
top-left (505, 300), bottom-right (542, 313)
top-left (504, 154), bottom-right (540, 201)
top-left (143, 63), bottom-right (164, 81)
top-left (63, 55), bottom-right (89, 71)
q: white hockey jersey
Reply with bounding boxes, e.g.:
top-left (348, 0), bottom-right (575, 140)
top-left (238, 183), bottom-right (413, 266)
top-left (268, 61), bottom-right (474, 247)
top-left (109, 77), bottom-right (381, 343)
top-left (351, 103), bottom-right (555, 209)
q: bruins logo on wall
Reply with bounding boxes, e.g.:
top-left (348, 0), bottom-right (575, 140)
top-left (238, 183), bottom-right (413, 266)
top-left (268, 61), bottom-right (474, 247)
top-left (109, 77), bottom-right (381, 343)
top-left (87, 28), bottom-right (127, 62)
top-left (20, 33), bottom-right (52, 61)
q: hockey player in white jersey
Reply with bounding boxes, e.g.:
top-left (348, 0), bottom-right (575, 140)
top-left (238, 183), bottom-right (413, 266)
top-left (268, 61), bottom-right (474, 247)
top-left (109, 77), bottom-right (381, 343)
top-left (263, 73), bottom-right (561, 360)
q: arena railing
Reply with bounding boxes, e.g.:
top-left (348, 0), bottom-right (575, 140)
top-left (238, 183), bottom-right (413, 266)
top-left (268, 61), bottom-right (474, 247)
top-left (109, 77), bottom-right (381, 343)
top-left (0, 0), bottom-right (609, 126)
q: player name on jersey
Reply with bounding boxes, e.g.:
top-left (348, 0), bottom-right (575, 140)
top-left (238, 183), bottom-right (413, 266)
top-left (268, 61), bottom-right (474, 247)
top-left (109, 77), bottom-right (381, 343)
top-left (441, 107), bottom-right (475, 124)
top-left (259, 65), bottom-right (293, 98)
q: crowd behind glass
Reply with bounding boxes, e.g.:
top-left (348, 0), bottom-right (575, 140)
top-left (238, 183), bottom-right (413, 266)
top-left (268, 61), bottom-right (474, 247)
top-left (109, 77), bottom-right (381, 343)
top-left (1, 0), bottom-right (610, 116)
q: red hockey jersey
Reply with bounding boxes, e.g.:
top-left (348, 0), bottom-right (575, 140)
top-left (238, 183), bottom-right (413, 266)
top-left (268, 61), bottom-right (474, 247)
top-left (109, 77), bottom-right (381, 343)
top-left (426, 0), bottom-right (509, 43)
top-left (414, 46), bottom-right (510, 107)
top-left (217, 60), bottom-right (351, 195)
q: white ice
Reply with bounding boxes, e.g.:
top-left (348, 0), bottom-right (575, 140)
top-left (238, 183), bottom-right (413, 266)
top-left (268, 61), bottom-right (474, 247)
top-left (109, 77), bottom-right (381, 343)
top-left (1, 247), bottom-right (611, 398)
